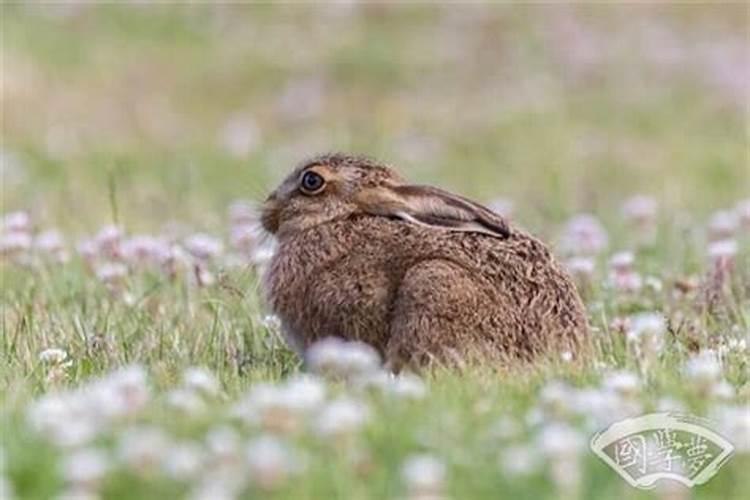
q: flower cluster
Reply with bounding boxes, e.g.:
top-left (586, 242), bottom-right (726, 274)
top-left (1, 202), bottom-right (277, 304)
top-left (6, 320), bottom-right (747, 500)
top-left (16, 339), bottom-right (436, 499)
top-left (28, 365), bottom-right (150, 448)
top-left (559, 196), bottom-right (749, 307)
top-left (1, 211), bottom-right (68, 264)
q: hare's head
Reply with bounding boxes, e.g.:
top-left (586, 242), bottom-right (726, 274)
top-left (261, 153), bottom-right (510, 240)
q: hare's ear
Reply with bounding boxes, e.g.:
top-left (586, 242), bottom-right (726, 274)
top-left (355, 184), bottom-right (511, 239)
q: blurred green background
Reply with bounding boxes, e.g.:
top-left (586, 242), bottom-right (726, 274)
top-left (2, 2), bottom-right (748, 234)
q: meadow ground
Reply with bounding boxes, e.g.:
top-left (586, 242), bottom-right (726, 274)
top-left (1, 4), bottom-right (749, 500)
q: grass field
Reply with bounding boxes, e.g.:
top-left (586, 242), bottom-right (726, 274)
top-left (1, 4), bottom-right (749, 500)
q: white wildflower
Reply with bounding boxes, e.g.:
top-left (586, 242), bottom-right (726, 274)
top-left (609, 251), bottom-right (635, 272)
top-left (233, 376), bottom-right (326, 433)
top-left (2, 211), bottom-right (31, 233)
top-left (622, 195), bottom-right (657, 223)
top-left (251, 242), bottom-right (276, 266)
top-left (487, 415), bottom-right (522, 442)
top-left (27, 394), bottom-right (100, 447)
top-left (228, 200), bottom-right (257, 226)
top-left (93, 225), bottom-right (124, 258)
top-left (306, 337), bottom-right (381, 380)
top-left (684, 350), bottom-right (722, 391)
top-left (76, 239), bottom-right (99, 263)
top-left (711, 405), bottom-right (750, 453)
top-left (261, 315), bottom-right (281, 331)
top-left (524, 407), bottom-right (545, 428)
top-left (355, 371), bottom-right (427, 400)
top-left (401, 454), bottom-right (446, 497)
top-left (90, 365), bottom-right (150, 419)
top-left (537, 422), bottom-right (584, 459)
top-left (565, 256), bottom-right (596, 282)
top-left (63, 448), bottom-right (109, 486)
top-left (386, 373), bottom-right (428, 400)
top-left (0, 231), bottom-right (32, 256)
top-left (602, 370), bottom-right (640, 399)
top-left (94, 262), bottom-right (128, 284)
top-left (281, 376), bottom-right (328, 412)
top-left (162, 244), bottom-right (192, 278)
top-left (314, 397), bottom-right (370, 438)
top-left (610, 270), bottom-right (642, 293)
top-left (28, 365), bottom-right (149, 447)
top-left (718, 337), bottom-right (747, 357)
top-left (34, 229), bottom-right (67, 260)
top-left (708, 239), bottom-right (738, 263)
top-left (538, 380), bottom-right (575, 418)
top-left (573, 387), bottom-right (637, 429)
top-left (711, 380), bottom-right (735, 401)
top-left (187, 479), bottom-right (238, 500)
top-left (117, 426), bottom-right (171, 472)
top-left (183, 367), bottom-right (221, 397)
top-left (644, 276), bottom-right (663, 292)
top-left (205, 426), bottom-right (243, 467)
top-left (560, 214), bottom-right (608, 255)
top-left (229, 224), bottom-right (258, 253)
top-left (167, 388), bottom-right (206, 415)
top-left (708, 210), bottom-right (738, 240)
top-left (655, 397), bottom-right (685, 413)
top-left (39, 348), bottom-right (73, 383)
top-left (162, 442), bottom-right (204, 480)
top-left (39, 348), bottom-right (69, 365)
top-left (499, 444), bottom-right (540, 477)
top-left (628, 313), bottom-right (666, 341)
top-left (120, 235), bottom-right (169, 266)
top-left (184, 233), bottom-right (223, 261)
top-left (627, 312), bottom-right (667, 364)
top-left (246, 435), bottom-right (300, 491)
top-left (537, 422), bottom-right (584, 497)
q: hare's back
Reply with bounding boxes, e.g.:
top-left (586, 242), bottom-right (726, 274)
top-left (372, 219), bottom-right (587, 339)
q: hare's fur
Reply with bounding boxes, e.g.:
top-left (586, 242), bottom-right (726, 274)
top-left (262, 154), bottom-right (588, 368)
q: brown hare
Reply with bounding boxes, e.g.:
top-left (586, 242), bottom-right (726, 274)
top-left (261, 153), bottom-right (588, 369)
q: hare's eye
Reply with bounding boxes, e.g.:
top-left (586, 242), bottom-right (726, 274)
top-left (300, 171), bottom-right (325, 194)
